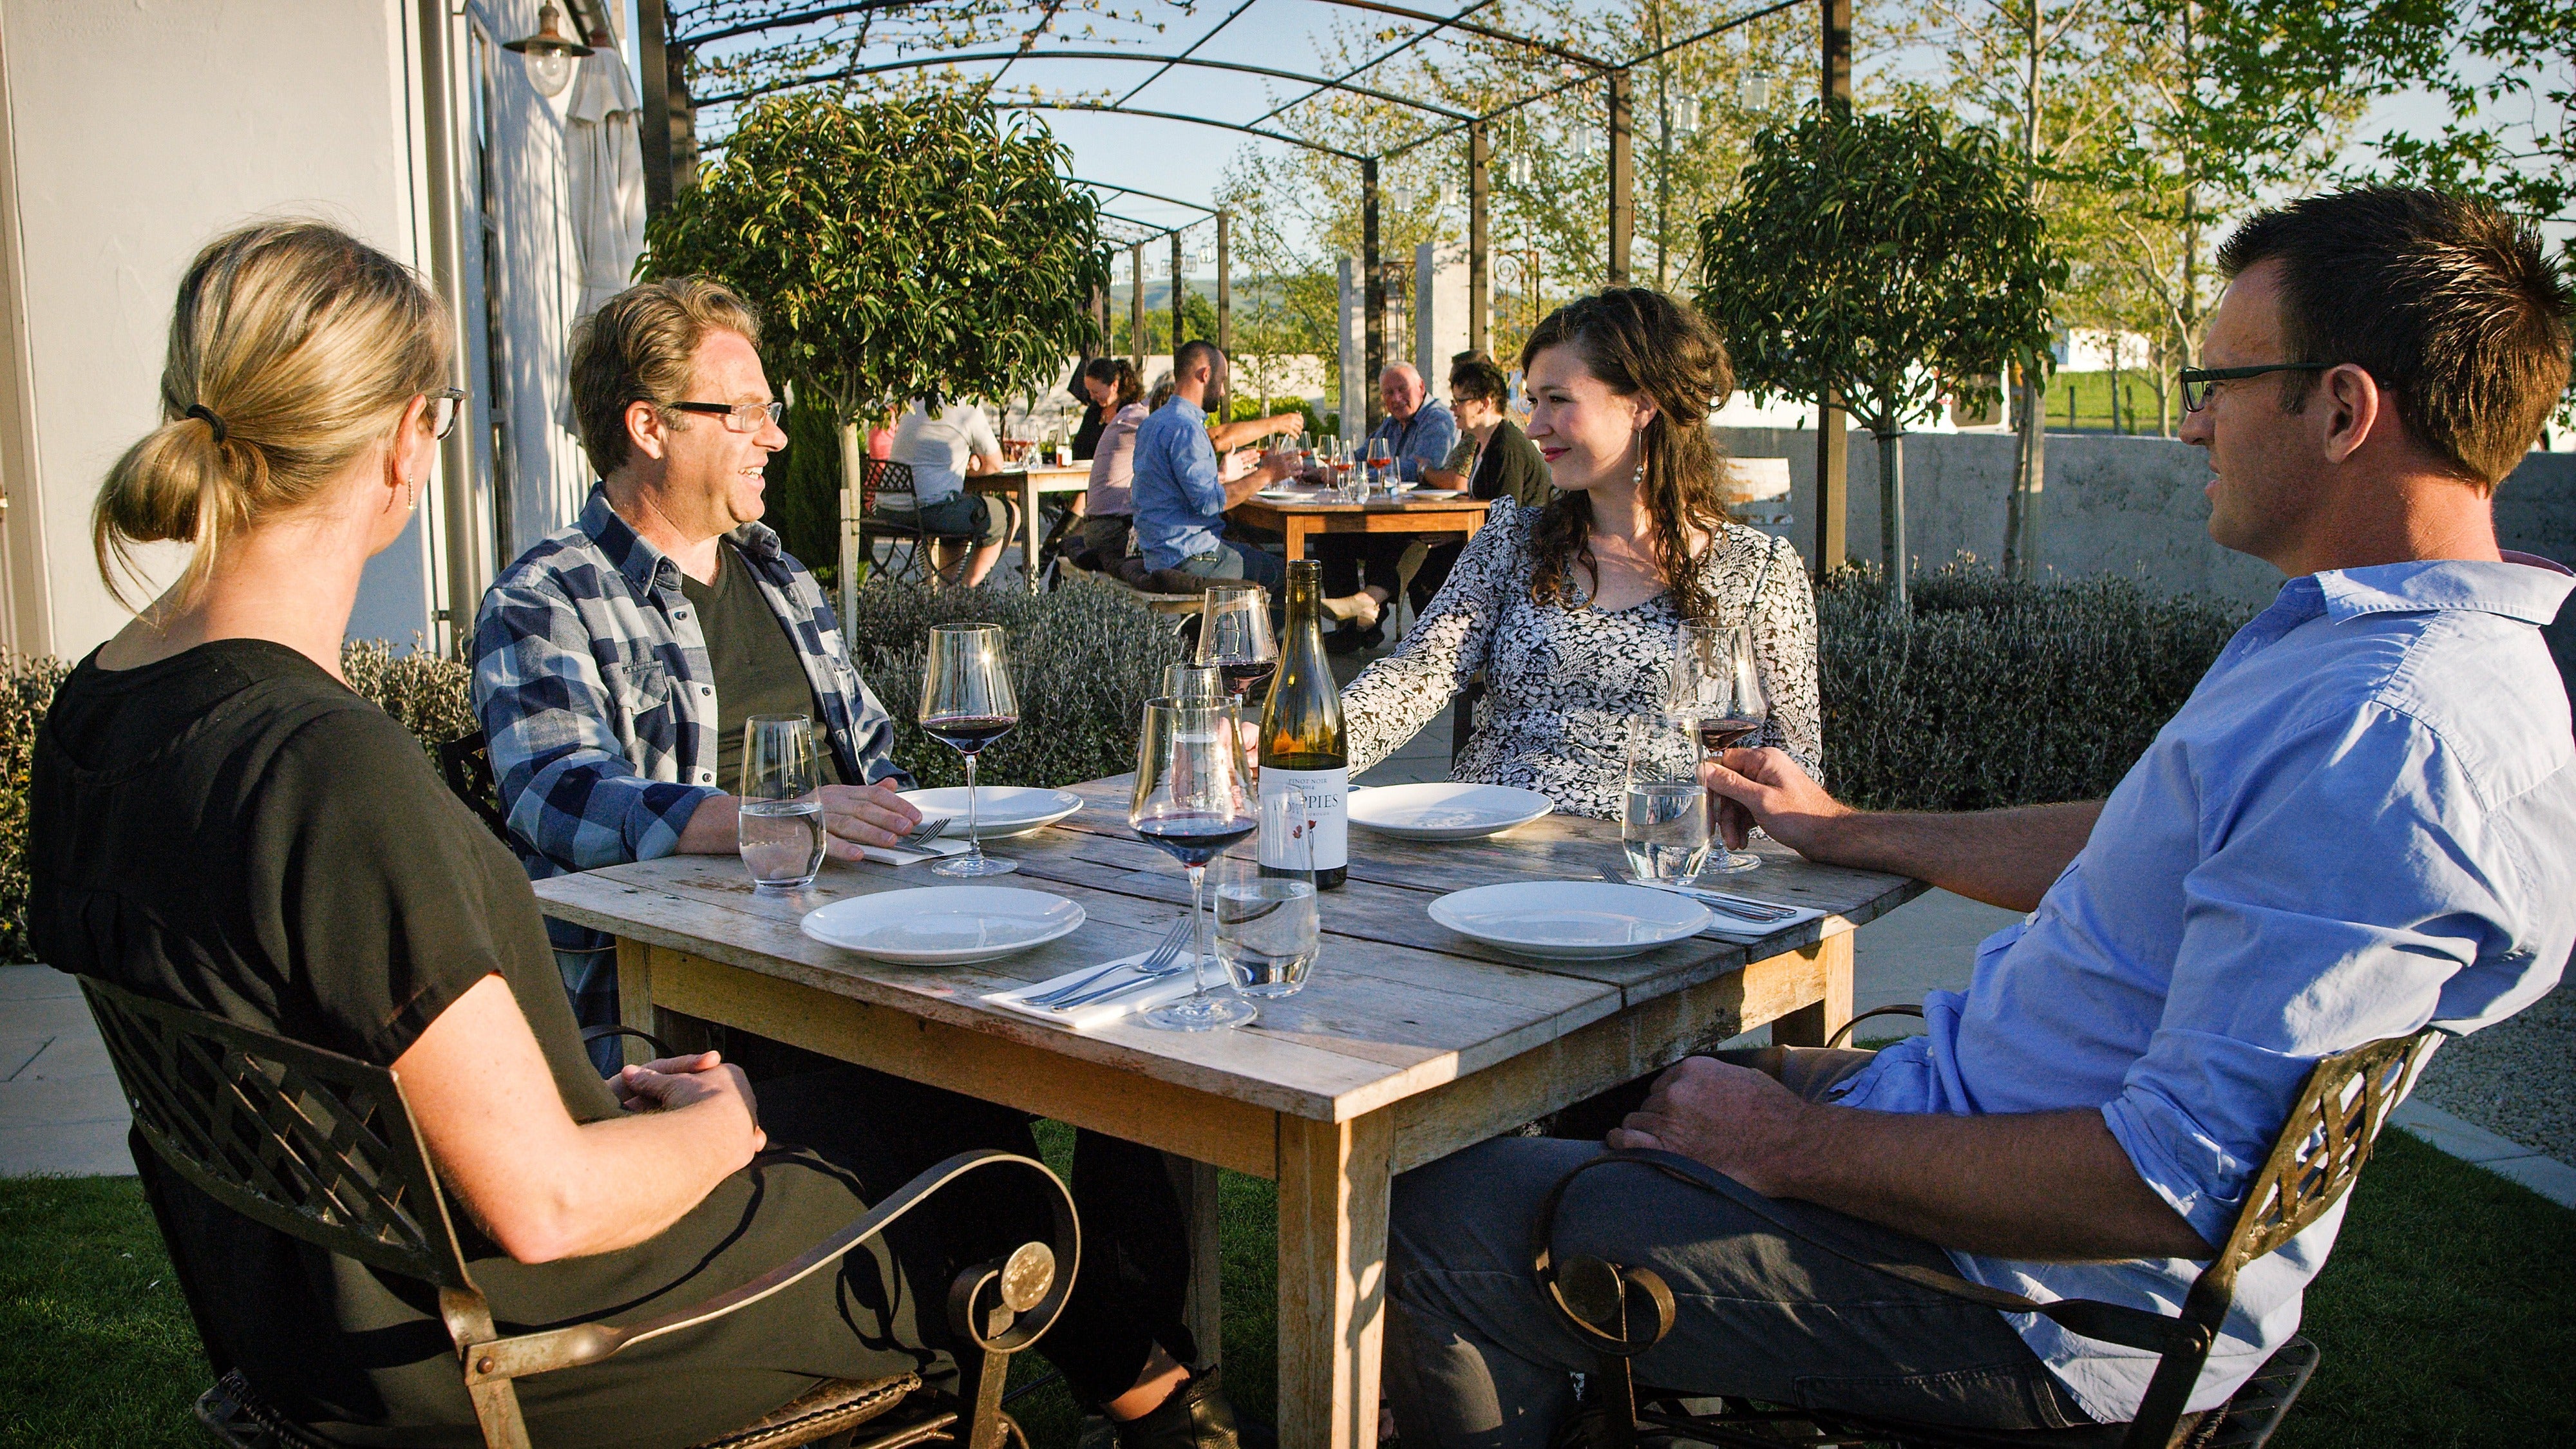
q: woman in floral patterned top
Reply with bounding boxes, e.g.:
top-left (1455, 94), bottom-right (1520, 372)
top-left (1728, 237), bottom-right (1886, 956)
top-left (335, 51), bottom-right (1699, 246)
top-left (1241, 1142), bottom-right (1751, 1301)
top-left (1340, 289), bottom-right (1822, 818)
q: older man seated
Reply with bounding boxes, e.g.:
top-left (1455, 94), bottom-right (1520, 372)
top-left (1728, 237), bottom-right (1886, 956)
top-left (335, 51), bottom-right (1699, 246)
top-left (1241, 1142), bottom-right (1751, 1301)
top-left (1384, 187), bottom-right (2575, 1447)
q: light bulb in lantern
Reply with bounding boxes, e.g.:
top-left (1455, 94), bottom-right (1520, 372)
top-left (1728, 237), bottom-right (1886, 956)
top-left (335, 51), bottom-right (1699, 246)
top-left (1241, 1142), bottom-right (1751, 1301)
top-left (504, 2), bottom-right (593, 100)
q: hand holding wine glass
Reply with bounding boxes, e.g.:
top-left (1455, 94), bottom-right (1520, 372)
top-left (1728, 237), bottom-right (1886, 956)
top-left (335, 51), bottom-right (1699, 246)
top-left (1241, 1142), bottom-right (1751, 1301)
top-left (919, 623), bottom-right (1020, 877)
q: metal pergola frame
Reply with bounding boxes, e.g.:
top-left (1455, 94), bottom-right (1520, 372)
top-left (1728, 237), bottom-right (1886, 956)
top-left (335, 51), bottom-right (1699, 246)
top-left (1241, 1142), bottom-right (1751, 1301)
top-left (632, 0), bottom-right (1861, 552)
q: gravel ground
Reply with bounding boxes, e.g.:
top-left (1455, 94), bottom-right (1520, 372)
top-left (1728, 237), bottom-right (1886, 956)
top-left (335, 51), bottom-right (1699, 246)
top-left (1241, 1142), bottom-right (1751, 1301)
top-left (2412, 976), bottom-right (2575, 1163)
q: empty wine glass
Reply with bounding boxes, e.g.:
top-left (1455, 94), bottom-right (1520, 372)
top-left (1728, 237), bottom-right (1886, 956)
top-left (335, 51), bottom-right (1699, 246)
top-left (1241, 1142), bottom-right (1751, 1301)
top-left (1197, 583), bottom-right (1277, 706)
top-left (1671, 620), bottom-right (1767, 873)
top-left (738, 714), bottom-right (825, 892)
top-left (1130, 698), bottom-right (1259, 1030)
top-left (919, 623), bottom-right (1021, 877)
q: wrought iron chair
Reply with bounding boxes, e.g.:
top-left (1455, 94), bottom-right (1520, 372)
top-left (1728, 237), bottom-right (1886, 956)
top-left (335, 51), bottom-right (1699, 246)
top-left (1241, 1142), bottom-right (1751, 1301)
top-left (1534, 1027), bottom-right (2443, 1449)
top-left (79, 974), bottom-right (1077, 1449)
top-left (856, 460), bottom-right (980, 589)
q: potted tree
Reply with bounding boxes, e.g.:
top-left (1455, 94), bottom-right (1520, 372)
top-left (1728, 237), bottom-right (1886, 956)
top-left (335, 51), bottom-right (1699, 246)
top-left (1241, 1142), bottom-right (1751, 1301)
top-left (643, 91), bottom-right (1110, 596)
top-left (1697, 105), bottom-right (2060, 611)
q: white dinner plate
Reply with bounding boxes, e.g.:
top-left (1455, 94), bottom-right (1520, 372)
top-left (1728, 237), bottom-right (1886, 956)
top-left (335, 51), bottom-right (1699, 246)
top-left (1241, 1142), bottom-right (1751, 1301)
top-left (800, 887), bottom-right (1086, 965)
top-left (1258, 486), bottom-right (1328, 502)
top-left (896, 786), bottom-right (1084, 838)
top-left (1347, 782), bottom-right (1553, 840)
top-left (1406, 488), bottom-right (1466, 500)
top-left (1427, 881), bottom-right (1710, 961)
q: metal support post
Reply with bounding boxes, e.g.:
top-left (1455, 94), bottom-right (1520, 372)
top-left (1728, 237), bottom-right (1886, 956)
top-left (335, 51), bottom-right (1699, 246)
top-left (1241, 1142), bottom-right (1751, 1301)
top-left (1607, 71), bottom-right (1634, 287)
top-left (1216, 211), bottom-right (1231, 365)
top-left (1171, 231), bottom-right (1186, 360)
top-left (1468, 125), bottom-right (1490, 357)
top-left (1363, 158), bottom-right (1385, 431)
top-left (1813, 0), bottom-right (1853, 574)
top-left (637, 0), bottom-right (675, 217)
top-left (1130, 245), bottom-right (1146, 375)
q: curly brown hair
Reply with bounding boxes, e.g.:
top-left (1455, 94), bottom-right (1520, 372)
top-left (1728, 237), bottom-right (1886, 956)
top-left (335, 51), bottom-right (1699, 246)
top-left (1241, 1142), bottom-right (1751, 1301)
top-left (1519, 289), bottom-right (1736, 621)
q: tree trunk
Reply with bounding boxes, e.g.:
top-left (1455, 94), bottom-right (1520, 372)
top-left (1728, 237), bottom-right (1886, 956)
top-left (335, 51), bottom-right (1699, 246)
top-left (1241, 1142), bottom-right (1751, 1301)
top-left (1879, 428), bottom-right (1908, 614)
top-left (837, 419), bottom-right (867, 626)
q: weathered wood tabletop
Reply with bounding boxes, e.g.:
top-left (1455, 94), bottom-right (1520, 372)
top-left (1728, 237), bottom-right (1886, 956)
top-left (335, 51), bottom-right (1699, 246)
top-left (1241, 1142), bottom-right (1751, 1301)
top-left (1230, 491), bottom-right (1492, 564)
top-left (533, 773), bottom-right (1923, 1449)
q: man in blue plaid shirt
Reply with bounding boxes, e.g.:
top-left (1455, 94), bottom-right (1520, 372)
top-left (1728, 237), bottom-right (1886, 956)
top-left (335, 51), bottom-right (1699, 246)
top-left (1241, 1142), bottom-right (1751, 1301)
top-left (473, 279), bottom-right (922, 1063)
top-left (473, 278), bottom-right (1260, 1449)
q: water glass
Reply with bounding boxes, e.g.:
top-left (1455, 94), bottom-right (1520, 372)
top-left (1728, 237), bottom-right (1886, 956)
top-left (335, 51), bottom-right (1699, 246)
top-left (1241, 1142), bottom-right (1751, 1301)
top-left (1216, 790), bottom-right (1320, 999)
top-left (739, 714), bottom-right (825, 891)
top-left (1622, 712), bottom-right (1712, 884)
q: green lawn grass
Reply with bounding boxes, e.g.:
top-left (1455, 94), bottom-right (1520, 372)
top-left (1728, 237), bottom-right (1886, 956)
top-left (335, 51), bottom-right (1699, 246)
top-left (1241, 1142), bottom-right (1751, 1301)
top-left (5, 1132), bottom-right (2566, 1448)
top-left (2044, 370), bottom-right (2175, 436)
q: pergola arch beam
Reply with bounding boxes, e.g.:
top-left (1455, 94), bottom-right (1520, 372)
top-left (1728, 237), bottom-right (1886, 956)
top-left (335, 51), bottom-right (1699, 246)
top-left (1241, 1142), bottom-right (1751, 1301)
top-left (699, 46), bottom-right (1475, 124)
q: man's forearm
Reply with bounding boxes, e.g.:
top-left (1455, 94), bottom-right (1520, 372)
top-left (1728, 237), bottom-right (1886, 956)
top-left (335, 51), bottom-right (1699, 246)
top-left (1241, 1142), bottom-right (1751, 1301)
top-left (676, 793), bottom-right (738, 854)
top-left (1776, 1104), bottom-right (2213, 1262)
top-left (1821, 802), bottom-right (2101, 912)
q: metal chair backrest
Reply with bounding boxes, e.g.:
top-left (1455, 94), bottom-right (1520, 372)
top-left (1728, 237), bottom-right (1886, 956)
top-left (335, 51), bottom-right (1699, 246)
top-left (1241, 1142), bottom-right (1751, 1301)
top-left (436, 728), bottom-right (520, 851)
top-left (861, 458), bottom-right (917, 515)
top-left (79, 974), bottom-right (475, 1294)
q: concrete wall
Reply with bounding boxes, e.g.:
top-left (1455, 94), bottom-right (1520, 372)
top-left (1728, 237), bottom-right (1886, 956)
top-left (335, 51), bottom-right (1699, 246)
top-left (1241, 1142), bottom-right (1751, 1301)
top-left (0, 0), bottom-right (440, 658)
top-left (1716, 424), bottom-right (2576, 610)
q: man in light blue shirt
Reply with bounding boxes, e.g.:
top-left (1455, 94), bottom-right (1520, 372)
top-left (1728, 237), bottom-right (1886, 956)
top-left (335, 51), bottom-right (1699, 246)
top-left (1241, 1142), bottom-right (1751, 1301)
top-left (1382, 187), bottom-right (2575, 1447)
top-left (1128, 339), bottom-right (1296, 589)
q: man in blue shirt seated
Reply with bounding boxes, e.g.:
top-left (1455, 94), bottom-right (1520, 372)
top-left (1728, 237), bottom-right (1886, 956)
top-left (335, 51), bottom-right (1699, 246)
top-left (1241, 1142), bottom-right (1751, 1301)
top-left (1364, 363), bottom-right (1458, 482)
top-left (1383, 187), bottom-right (2576, 1447)
top-left (1128, 339), bottom-right (1298, 590)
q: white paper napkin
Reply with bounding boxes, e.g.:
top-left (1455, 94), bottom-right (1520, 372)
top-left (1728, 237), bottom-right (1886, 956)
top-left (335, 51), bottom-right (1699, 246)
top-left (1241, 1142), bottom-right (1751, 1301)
top-left (1690, 896), bottom-right (1827, 941)
top-left (985, 949), bottom-right (1209, 1030)
top-left (857, 836), bottom-right (973, 867)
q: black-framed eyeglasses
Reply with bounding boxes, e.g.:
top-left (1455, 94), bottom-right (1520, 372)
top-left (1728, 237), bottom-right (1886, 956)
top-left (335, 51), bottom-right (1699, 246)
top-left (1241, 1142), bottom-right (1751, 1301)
top-left (425, 387), bottom-right (468, 440)
top-left (2178, 363), bottom-right (2332, 413)
top-left (668, 399), bottom-right (787, 433)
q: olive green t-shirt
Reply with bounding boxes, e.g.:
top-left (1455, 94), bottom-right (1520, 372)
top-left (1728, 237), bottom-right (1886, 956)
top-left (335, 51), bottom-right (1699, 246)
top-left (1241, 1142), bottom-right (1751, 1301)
top-left (679, 541), bottom-right (834, 791)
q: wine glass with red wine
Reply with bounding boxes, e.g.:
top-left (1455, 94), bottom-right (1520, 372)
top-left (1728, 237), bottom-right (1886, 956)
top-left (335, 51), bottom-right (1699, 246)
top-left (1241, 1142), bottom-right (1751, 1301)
top-left (919, 622), bottom-right (1020, 877)
top-left (1671, 620), bottom-right (1767, 874)
top-left (1195, 583), bottom-right (1277, 704)
top-left (1130, 697), bottom-right (1259, 1030)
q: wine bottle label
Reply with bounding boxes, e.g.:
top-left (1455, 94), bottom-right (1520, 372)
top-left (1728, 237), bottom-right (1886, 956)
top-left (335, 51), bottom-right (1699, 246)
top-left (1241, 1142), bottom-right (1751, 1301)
top-left (1260, 767), bottom-right (1348, 872)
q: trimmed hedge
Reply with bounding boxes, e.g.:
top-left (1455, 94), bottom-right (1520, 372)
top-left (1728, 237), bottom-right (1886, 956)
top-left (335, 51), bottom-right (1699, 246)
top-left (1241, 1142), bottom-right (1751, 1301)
top-left (0, 566), bottom-right (2244, 959)
top-left (1819, 561), bottom-right (2251, 812)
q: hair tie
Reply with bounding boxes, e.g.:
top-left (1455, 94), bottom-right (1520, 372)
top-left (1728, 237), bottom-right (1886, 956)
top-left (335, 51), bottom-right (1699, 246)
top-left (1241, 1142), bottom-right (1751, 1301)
top-left (184, 403), bottom-right (227, 444)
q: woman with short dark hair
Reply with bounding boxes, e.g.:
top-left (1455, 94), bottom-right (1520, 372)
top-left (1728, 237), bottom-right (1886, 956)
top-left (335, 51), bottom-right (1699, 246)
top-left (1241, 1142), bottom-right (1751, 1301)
top-left (1338, 289), bottom-right (1821, 817)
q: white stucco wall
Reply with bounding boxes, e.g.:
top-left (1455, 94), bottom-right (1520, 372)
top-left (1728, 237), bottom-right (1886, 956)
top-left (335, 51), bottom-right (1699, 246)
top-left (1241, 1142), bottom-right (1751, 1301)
top-left (0, 0), bottom-right (442, 659)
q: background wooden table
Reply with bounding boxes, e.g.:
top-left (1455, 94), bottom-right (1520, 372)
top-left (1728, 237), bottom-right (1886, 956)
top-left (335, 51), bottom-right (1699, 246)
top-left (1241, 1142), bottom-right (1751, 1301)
top-left (971, 465), bottom-right (1092, 591)
top-left (533, 775), bottom-right (1922, 1449)
top-left (1230, 491), bottom-right (1492, 562)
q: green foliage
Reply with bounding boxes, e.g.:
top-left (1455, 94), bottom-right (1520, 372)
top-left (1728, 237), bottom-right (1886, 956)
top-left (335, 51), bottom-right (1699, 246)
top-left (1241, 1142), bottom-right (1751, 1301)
top-left (1698, 105), bottom-right (2065, 441)
top-left (0, 653), bottom-right (66, 963)
top-left (844, 577), bottom-right (1189, 791)
top-left (768, 395), bottom-right (848, 579)
top-left (337, 639), bottom-right (477, 765)
top-left (1818, 562), bottom-right (2249, 811)
top-left (642, 92), bottom-right (1111, 423)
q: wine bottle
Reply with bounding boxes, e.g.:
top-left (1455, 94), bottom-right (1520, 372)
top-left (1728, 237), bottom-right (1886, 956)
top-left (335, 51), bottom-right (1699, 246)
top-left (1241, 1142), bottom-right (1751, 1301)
top-left (1259, 558), bottom-right (1349, 890)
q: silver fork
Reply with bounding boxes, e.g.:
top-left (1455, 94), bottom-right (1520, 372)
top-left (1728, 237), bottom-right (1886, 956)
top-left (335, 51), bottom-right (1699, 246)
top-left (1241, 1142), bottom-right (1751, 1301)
top-left (898, 816), bottom-right (953, 850)
top-left (1046, 923), bottom-right (1199, 1010)
top-left (1028, 916), bottom-right (1192, 1007)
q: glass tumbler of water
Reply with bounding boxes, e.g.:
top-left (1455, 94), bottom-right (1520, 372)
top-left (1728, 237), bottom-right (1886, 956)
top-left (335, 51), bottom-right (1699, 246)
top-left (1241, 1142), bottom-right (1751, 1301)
top-left (739, 714), bottom-right (826, 891)
top-left (1622, 712), bottom-right (1712, 883)
top-left (1216, 790), bottom-right (1321, 999)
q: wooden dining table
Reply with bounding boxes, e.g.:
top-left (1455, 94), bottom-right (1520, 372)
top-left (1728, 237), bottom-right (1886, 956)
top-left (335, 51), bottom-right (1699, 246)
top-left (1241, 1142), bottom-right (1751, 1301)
top-left (533, 775), bottom-right (1923, 1449)
top-left (969, 464), bottom-right (1093, 592)
top-left (1229, 486), bottom-right (1494, 563)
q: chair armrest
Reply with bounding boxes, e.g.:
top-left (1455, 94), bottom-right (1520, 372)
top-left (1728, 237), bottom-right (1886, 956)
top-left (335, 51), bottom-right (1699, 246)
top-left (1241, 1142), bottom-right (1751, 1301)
top-left (579, 1025), bottom-right (675, 1060)
top-left (1824, 1004), bottom-right (1926, 1050)
top-left (460, 1148), bottom-right (1079, 1387)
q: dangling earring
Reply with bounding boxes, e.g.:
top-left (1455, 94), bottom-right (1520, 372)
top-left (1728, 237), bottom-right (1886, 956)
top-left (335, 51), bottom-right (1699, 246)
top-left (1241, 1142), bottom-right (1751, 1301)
top-left (404, 478), bottom-right (419, 512)
top-left (1632, 454), bottom-right (1647, 488)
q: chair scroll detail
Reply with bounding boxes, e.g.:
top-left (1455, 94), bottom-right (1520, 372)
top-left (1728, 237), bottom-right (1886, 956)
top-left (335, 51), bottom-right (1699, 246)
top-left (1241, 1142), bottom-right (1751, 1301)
top-left (1531, 1027), bottom-right (2443, 1449)
top-left (77, 975), bottom-right (1081, 1449)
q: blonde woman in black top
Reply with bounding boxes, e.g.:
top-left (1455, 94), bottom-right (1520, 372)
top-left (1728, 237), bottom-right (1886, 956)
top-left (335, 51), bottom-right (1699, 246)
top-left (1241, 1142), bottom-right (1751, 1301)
top-left (30, 223), bottom-right (1244, 1449)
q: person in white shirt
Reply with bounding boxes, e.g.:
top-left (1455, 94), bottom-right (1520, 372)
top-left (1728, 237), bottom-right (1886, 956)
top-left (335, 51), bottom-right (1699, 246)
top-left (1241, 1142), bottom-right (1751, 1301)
top-left (889, 400), bottom-right (1019, 587)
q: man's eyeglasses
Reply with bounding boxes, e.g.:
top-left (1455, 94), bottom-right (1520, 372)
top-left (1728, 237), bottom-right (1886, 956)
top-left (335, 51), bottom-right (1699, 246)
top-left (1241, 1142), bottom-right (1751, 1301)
top-left (2178, 363), bottom-right (2331, 413)
top-left (426, 387), bottom-right (468, 440)
top-left (668, 399), bottom-right (788, 433)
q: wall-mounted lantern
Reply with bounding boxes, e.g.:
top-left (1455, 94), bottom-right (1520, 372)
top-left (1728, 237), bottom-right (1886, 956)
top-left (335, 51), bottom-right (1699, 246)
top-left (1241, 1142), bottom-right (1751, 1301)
top-left (504, 3), bottom-right (594, 99)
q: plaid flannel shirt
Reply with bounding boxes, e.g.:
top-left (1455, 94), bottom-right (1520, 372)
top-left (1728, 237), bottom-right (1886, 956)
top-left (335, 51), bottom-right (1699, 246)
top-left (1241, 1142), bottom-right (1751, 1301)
top-left (473, 485), bottom-right (911, 1043)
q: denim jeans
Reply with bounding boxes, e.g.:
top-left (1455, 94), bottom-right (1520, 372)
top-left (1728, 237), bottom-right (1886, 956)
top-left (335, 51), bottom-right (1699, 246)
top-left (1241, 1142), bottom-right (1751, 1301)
top-left (1173, 540), bottom-right (1285, 591)
top-left (1384, 1050), bottom-right (2094, 1449)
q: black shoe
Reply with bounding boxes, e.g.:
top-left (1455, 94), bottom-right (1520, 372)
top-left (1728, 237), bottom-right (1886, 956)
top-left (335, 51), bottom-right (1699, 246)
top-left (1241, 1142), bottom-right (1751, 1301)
top-left (1111, 1365), bottom-right (1266, 1449)
top-left (1323, 622), bottom-right (1367, 655)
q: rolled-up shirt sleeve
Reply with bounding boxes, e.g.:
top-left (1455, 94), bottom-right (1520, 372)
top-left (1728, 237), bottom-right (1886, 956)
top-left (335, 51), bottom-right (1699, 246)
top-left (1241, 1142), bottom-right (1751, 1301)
top-left (2101, 701), bottom-right (2510, 1247)
top-left (473, 583), bottom-right (715, 873)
